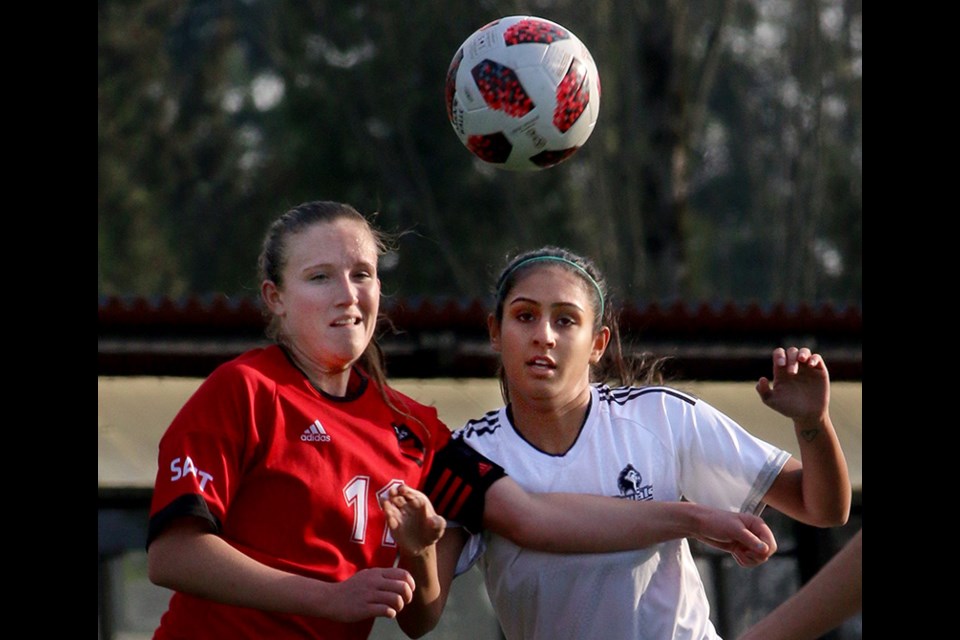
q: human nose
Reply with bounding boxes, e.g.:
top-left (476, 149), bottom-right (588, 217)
top-left (333, 274), bottom-right (360, 306)
top-left (533, 319), bottom-right (556, 347)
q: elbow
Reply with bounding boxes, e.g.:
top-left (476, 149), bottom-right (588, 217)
top-left (146, 548), bottom-right (171, 588)
top-left (146, 541), bottom-right (186, 590)
top-left (808, 500), bottom-right (851, 529)
top-left (505, 519), bottom-right (556, 551)
top-left (397, 611), bottom-right (440, 639)
top-left (397, 623), bottom-right (432, 639)
top-left (825, 505), bottom-right (851, 528)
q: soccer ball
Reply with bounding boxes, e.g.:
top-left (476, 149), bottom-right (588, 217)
top-left (445, 15), bottom-right (601, 171)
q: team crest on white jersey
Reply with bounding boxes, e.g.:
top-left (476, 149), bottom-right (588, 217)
top-left (617, 464), bottom-right (653, 500)
top-left (301, 419), bottom-right (331, 442)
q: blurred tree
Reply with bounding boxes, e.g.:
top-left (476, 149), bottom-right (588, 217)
top-left (98, 0), bottom-right (861, 306)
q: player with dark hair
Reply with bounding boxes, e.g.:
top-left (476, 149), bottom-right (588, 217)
top-left (386, 246), bottom-right (851, 639)
top-left (147, 208), bottom-right (780, 639)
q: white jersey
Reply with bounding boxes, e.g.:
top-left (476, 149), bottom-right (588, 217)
top-left (454, 384), bottom-right (790, 640)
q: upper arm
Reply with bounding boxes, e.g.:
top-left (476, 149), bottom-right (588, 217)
top-left (146, 515), bottom-right (218, 586)
top-left (481, 477), bottom-right (540, 542)
top-left (761, 456), bottom-right (803, 518)
top-left (423, 438), bottom-right (507, 534)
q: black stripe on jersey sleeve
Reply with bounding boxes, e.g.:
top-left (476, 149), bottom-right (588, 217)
top-left (424, 438), bottom-right (507, 535)
top-left (457, 410), bottom-right (503, 439)
top-left (146, 493), bottom-right (222, 550)
top-left (598, 385), bottom-right (697, 406)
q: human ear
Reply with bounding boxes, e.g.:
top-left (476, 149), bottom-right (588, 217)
top-left (589, 326), bottom-right (611, 364)
top-left (261, 280), bottom-right (285, 317)
top-left (487, 313), bottom-right (502, 353)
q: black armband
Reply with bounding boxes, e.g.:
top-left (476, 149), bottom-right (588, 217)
top-left (424, 439), bottom-right (507, 534)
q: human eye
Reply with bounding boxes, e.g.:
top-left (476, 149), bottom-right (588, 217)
top-left (513, 310), bottom-right (535, 323)
top-left (352, 269), bottom-right (375, 282)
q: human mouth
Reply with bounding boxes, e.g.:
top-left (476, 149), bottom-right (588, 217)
top-left (526, 356), bottom-right (556, 372)
top-left (330, 316), bottom-right (362, 327)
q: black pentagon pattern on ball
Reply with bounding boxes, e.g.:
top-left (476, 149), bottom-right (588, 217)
top-left (445, 48), bottom-right (464, 122)
top-left (531, 147), bottom-right (580, 169)
top-left (471, 60), bottom-right (534, 117)
top-left (554, 57), bottom-right (590, 133)
top-left (503, 18), bottom-right (569, 45)
top-left (467, 132), bottom-right (513, 164)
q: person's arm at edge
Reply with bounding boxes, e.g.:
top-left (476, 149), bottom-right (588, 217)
top-left (148, 517), bottom-right (415, 623)
top-left (739, 528), bottom-right (862, 640)
top-left (758, 348), bottom-right (851, 527)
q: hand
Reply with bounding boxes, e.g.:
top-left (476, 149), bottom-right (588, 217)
top-left (756, 347), bottom-right (830, 423)
top-left (326, 567), bottom-right (416, 621)
top-left (382, 484), bottom-right (446, 557)
top-left (693, 511), bottom-right (777, 568)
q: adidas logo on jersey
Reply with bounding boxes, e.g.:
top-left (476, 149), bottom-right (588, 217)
top-left (301, 419), bottom-right (331, 443)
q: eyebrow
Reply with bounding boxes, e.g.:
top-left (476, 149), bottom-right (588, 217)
top-left (508, 296), bottom-right (586, 312)
top-left (300, 259), bottom-right (376, 272)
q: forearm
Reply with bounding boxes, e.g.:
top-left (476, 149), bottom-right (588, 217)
top-left (395, 546), bottom-right (442, 636)
top-left (791, 414), bottom-right (851, 526)
top-left (395, 528), bottom-right (465, 638)
top-left (740, 529), bottom-right (861, 640)
top-left (485, 481), bottom-right (724, 553)
top-left (147, 528), bottom-right (329, 617)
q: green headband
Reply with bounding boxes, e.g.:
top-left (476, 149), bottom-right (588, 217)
top-left (497, 255), bottom-right (605, 318)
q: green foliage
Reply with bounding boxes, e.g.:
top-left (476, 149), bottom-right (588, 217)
top-left (98, 0), bottom-right (862, 306)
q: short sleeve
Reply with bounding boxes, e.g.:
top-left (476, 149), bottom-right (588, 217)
top-left (677, 398), bottom-right (790, 515)
top-left (147, 365), bottom-right (257, 546)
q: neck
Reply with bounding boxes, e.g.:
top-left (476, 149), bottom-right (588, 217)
top-left (509, 386), bottom-right (591, 455)
top-left (283, 343), bottom-right (354, 397)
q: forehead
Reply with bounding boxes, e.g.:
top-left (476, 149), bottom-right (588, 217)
top-left (508, 264), bottom-right (595, 307)
top-left (286, 218), bottom-right (378, 263)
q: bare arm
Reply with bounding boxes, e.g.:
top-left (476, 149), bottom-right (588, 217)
top-left (383, 486), bottom-right (467, 638)
top-left (147, 517), bottom-right (415, 623)
top-left (383, 480), bottom-right (778, 637)
top-left (482, 478), bottom-right (775, 564)
top-left (739, 529), bottom-right (862, 640)
top-left (758, 347), bottom-right (851, 527)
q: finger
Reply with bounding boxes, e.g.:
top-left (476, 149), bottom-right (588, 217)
top-left (746, 521), bottom-right (777, 555)
top-left (696, 535), bottom-right (737, 553)
top-left (398, 484), bottom-right (420, 499)
top-left (785, 346), bottom-right (800, 373)
top-left (382, 504), bottom-right (400, 529)
top-left (381, 568), bottom-right (416, 596)
top-left (374, 592), bottom-right (408, 619)
top-left (772, 347), bottom-right (787, 368)
top-left (732, 527), bottom-right (768, 554)
top-left (755, 377), bottom-right (772, 403)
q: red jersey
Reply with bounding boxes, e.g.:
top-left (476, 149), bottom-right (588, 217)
top-left (148, 345), bottom-right (451, 639)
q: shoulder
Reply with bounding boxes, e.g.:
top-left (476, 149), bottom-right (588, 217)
top-left (210, 345), bottom-right (285, 379)
top-left (594, 383), bottom-right (699, 412)
top-left (199, 346), bottom-right (287, 393)
top-left (454, 408), bottom-right (507, 441)
top-left (381, 385), bottom-right (442, 423)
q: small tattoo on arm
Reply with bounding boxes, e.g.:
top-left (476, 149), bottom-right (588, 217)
top-left (800, 429), bottom-right (819, 442)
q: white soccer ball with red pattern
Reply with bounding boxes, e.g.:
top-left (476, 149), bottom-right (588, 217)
top-left (445, 16), bottom-right (601, 171)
